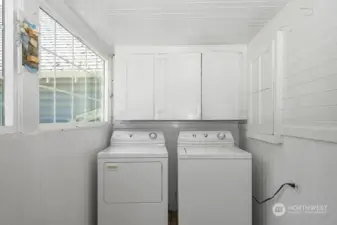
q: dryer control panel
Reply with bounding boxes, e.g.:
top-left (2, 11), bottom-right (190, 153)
top-left (111, 131), bottom-right (165, 144)
top-left (178, 131), bottom-right (234, 146)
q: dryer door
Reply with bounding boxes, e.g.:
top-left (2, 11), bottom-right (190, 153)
top-left (103, 162), bottom-right (163, 203)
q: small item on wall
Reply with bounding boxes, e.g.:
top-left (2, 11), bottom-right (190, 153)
top-left (20, 19), bottom-right (39, 73)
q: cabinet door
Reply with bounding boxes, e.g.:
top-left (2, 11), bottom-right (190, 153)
top-left (114, 54), bottom-right (154, 120)
top-left (155, 53), bottom-right (201, 120)
top-left (202, 52), bottom-right (243, 120)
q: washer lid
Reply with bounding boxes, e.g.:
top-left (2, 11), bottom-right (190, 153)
top-left (98, 145), bottom-right (168, 158)
top-left (178, 146), bottom-right (251, 159)
top-left (111, 131), bottom-right (165, 144)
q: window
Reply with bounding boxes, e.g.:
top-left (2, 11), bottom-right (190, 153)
top-left (248, 31), bottom-right (284, 144)
top-left (39, 9), bottom-right (105, 124)
top-left (0, 0), bottom-right (15, 130)
top-left (0, 1), bottom-right (3, 126)
top-left (250, 42), bottom-right (275, 135)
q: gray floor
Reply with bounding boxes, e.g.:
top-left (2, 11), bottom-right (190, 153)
top-left (169, 211), bottom-right (178, 225)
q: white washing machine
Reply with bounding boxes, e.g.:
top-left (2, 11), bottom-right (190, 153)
top-left (98, 131), bottom-right (168, 225)
top-left (177, 131), bottom-right (252, 225)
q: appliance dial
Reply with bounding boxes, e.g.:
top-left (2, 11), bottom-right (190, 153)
top-left (149, 132), bottom-right (158, 140)
top-left (217, 132), bottom-right (226, 140)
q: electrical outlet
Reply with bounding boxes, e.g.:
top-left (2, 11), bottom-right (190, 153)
top-left (290, 181), bottom-right (301, 193)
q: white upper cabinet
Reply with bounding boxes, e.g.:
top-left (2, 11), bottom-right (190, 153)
top-left (155, 53), bottom-right (202, 120)
top-left (113, 46), bottom-right (246, 121)
top-left (114, 54), bottom-right (155, 120)
top-left (202, 52), bottom-right (243, 120)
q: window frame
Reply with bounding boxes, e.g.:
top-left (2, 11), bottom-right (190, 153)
top-left (38, 7), bottom-right (111, 131)
top-left (247, 30), bottom-right (284, 144)
top-left (0, 0), bottom-right (17, 134)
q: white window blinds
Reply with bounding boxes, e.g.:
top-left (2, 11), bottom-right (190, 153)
top-left (39, 9), bottom-right (105, 124)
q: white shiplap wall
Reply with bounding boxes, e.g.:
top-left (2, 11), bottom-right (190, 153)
top-left (243, 2), bottom-right (337, 225)
top-left (282, 0), bottom-right (337, 142)
top-left (248, 0), bottom-right (337, 143)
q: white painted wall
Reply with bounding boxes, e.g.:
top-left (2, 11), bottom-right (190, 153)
top-left (0, 1), bottom-right (113, 225)
top-left (0, 125), bottom-right (112, 225)
top-left (242, 0), bottom-right (337, 224)
top-left (240, 130), bottom-right (337, 225)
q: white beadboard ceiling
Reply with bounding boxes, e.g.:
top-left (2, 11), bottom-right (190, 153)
top-left (60, 0), bottom-right (292, 46)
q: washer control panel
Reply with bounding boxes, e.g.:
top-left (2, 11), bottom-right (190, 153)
top-left (178, 131), bottom-right (234, 145)
top-left (111, 131), bottom-right (164, 144)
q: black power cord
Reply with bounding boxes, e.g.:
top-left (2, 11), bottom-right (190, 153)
top-left (253, 182), bottom-right (297, 205)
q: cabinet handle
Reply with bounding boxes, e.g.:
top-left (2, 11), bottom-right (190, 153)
top-left (105, 164), bottom-right (118, 171)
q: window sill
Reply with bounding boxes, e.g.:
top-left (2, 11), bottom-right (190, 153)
top-left (247, 131), bottom-right (283, 145)
top-left (38, 122), bottom-right (111, 133)
top-left (283, 125), bottom-right (337, 144)
top-left (0, 126), bottom-right (17, 135)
